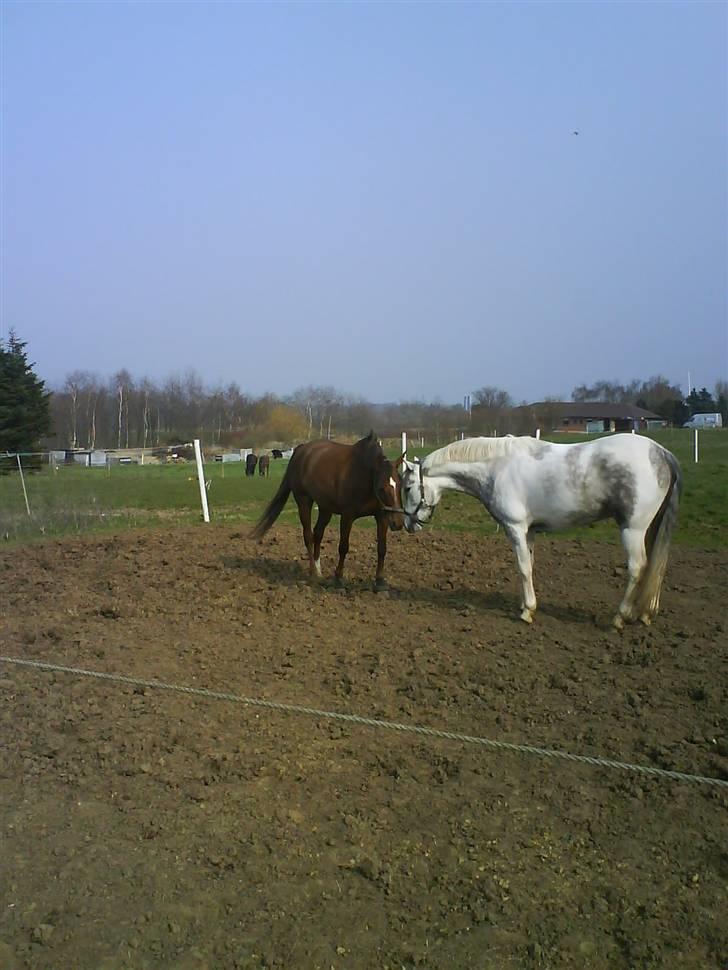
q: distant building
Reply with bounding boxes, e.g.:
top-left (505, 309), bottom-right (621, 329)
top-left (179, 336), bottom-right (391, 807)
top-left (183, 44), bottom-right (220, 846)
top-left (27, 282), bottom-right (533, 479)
top-left (213, 452), bottom-right (243, 463)
top-left (519, 402), bottom-right (664, 434)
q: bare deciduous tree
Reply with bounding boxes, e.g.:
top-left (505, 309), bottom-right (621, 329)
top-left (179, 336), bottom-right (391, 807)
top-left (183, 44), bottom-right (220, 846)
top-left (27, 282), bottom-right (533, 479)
top-left (471, 386), bottom-right (513, 435)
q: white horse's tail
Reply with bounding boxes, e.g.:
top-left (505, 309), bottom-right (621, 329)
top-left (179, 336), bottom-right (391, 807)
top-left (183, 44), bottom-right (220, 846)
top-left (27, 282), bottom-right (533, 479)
top-left (633, 450), bottom-right (682, 619)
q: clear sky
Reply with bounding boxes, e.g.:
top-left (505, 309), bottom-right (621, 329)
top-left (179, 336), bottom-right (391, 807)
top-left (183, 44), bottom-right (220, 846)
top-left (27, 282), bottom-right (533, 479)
top-left (2, 1), bottom-right (726, 403)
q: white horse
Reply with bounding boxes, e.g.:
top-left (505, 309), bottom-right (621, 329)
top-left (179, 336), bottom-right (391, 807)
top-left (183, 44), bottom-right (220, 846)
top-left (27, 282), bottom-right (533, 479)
top-left (400, 434), bottom-right (681, 627)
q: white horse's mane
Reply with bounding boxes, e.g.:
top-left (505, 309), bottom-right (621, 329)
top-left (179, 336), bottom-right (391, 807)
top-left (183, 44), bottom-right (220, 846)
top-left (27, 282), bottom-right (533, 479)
top-left (423, 435), bottom-right (540, 470)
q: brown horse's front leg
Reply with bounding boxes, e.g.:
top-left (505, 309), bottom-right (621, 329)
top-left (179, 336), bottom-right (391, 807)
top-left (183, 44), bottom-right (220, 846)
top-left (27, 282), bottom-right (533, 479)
top-left (334, 515), bottom-right (353, 587)
top-left (374, 514), bottom-right (388, 592)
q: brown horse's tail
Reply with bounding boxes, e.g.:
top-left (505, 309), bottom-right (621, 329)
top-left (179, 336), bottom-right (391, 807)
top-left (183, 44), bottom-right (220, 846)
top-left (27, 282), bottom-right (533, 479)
top-left (250, 463), bottom-right (293, 540)
top-left (633, 448), bottom-right (682, 620)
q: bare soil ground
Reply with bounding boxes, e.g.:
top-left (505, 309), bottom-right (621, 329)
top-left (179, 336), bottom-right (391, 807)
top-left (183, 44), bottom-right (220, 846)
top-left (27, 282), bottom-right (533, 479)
top-left (1, 524), bottom-right (726, 970)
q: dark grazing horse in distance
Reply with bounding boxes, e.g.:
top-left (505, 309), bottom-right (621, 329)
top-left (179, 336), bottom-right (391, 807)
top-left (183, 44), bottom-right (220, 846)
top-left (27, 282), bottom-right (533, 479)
top-left (245, 453), bottom-right (258, 477)
top-left (251, 432), bottom-right (404, 590)
top-left (271, 449), bottom-right (284, 459)
top-left (258, 454), bottom-right (270, 477)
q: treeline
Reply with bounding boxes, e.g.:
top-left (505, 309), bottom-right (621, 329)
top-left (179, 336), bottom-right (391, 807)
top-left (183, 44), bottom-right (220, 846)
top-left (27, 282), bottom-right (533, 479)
top-left (6, 329), bottom-right (725, 455)
top-left (469, 377), bottom-right (728, 436)
top-left (571, 377), bottom-right (726, 427)
top-left (44, 370), bottom-right (728, 452)
top-left (46, 371), bottom-right (470, 451)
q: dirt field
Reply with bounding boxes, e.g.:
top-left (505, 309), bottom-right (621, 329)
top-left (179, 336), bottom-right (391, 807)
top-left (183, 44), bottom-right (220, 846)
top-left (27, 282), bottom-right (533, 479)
top-left (1, 523), bottom-right (726, 969)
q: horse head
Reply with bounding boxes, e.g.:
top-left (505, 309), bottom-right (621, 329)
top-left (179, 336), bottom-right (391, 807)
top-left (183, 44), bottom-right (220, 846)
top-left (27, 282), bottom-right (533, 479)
top-left (400, 459), bottom-right (438, 533)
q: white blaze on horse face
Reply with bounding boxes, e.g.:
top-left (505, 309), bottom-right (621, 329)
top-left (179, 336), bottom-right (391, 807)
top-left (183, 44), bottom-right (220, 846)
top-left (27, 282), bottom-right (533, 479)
top-left (389, 477), bottom-right (397, 489)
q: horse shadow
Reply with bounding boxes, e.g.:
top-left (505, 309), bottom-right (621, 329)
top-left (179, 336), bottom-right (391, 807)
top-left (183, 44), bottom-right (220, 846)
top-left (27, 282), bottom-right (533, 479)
top-left (222, 554), bottom-right (303, 586)
top-left (222, 554), bottom-right (379, 594)
top-left (223, 553), bottom-right (601, 626)
top-left (397, 581), bottom-right (599, 627)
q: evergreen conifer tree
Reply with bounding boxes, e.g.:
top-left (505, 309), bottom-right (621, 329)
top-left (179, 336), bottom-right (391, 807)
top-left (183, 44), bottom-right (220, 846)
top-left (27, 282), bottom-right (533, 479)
top-left (0, 331), bottom-right (52, 452)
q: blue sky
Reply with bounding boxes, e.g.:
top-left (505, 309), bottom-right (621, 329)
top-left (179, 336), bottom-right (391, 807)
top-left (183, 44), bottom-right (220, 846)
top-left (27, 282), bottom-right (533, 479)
top-left (2, 1), bottom-right (726, 402)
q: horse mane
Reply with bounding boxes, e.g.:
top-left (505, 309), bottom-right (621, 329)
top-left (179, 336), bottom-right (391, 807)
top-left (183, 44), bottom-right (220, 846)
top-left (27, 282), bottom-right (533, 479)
top-left (423, 436), bottom-right (538, 470)
top-left (352, 430), bottom-right (386, 468)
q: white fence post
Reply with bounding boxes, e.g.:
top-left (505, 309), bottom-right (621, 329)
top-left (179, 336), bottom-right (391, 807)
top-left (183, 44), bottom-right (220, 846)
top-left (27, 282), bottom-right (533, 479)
top-left (694, 429), bottom-right (699, 464)
top-left (16, 454), bottom-right (31, 517)
top-left (401, 431), bottom-right (407, 460)
top-left (535, 428), bottom-right (541, 440)
top-left (194, 439), bottom-right (210, 523)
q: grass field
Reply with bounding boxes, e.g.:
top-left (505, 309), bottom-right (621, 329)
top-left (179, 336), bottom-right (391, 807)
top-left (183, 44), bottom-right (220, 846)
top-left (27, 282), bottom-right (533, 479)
top-left (1, 429), bottom-right (726, 547)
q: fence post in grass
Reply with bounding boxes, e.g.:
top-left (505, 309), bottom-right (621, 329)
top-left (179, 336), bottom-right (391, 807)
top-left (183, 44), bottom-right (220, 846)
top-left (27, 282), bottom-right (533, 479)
top-left (401, 431), bottom-right (407, 461)
top-left (16, 454), bottom-right (31, 517)
top-left (694, 429), bottom-right (699, 464)
top-left (535, 428), bottom-right (541, 439)
top-left (194, 439), bottom-right (210, 523)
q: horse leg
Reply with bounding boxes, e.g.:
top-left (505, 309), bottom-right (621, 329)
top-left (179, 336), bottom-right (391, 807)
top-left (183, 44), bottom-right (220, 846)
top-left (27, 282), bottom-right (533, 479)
top-left (295, 495), bottom-right (317, 577)
top-left (505, 525), bottom-right (537, 623)
top-left (373, 514), bottom-right (388, 592)
top-left (613, 527), bottom-right (647, 630)
top-left (334, 515), bottom-right (353, 588)
top-left (527, 528), bottom-right (536, 569)
top-left (312, 509), bottom-right (332, 578)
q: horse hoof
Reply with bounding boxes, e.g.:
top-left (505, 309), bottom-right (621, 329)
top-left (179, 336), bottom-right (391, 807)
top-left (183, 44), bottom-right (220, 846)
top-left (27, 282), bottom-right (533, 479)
top-left (333, 576), bottom-right (346, 589)
top-left (612, 614), bottom-right (625, 631)
top-left (519, 609), bottom-right (533, 624)
top-left (374, 579), bottom-right (389, 593)
top-left (639, 613), bottom-right (652, 627)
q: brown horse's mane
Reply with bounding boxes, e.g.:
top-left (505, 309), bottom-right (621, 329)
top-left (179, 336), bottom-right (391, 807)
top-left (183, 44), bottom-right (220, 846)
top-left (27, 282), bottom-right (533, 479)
top-left (351, 430), bottom-right (386, 468)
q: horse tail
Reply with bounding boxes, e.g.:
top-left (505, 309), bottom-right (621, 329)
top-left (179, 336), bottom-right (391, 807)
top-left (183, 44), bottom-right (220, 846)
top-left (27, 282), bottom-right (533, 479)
top-left (250, 463), bottom-right (293, 540)
top-left (633, 448), bottom-right (682, 619)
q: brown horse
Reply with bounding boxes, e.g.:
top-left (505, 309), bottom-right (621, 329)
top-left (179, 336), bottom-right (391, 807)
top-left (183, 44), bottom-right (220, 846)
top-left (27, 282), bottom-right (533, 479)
top-left (258, 454), bottom-right (270, 477)
top-left (251, 432), bottom-right (404, 590)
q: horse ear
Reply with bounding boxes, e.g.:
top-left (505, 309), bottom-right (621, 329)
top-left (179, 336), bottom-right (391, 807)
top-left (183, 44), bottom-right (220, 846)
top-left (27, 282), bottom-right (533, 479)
top-left (393, 452), bottom-right (406, 467)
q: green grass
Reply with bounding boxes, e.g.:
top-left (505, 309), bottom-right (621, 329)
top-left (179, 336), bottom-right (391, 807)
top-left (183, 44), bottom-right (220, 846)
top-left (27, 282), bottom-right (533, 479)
top-left (1, 429), bottom-right (726, 547)
top-left (0, 460), bottom-right (303, 544)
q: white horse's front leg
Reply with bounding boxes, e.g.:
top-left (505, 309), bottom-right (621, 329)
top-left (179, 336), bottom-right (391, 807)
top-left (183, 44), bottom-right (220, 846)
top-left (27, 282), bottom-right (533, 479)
top-left (505, 525), bottom-right (537, 623)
